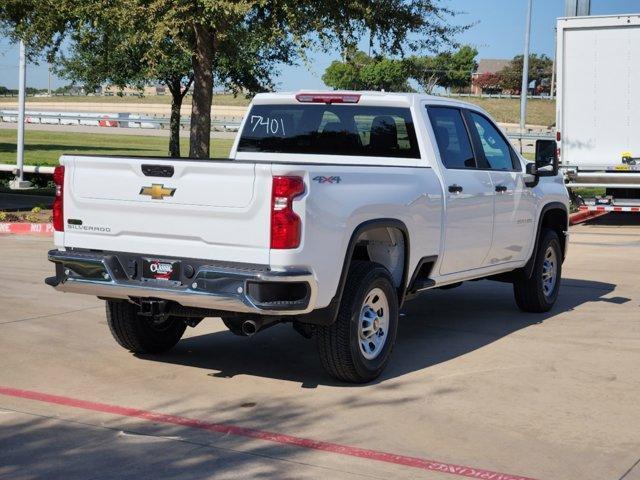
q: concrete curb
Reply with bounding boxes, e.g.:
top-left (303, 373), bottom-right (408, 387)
top-left (0, 222), bottom-right (53, 235)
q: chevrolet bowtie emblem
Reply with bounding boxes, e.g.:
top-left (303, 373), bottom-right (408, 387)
top-left (139, 183), bottom-right (176, 200)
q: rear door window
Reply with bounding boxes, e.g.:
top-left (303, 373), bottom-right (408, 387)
top-left (237, 105), bottom-right (420, 158)
top-left (426, 106), bottom-right (477, 169)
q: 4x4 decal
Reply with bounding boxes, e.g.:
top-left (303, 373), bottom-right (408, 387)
top-left (313, 176), bottom-right (342, 184)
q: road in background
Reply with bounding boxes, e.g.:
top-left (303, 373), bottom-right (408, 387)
top-left (0, 216), bottom-right (639, 479)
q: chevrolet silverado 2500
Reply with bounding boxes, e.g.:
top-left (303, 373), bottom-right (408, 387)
top-left (46, 92), bottom-right (569, 383)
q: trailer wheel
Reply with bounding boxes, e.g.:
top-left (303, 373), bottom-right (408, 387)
top-left (513, 229), bottom-right (562, 313)
top-left (316, 261), bottom-right (398, 383)
top-left (106, 300), bottom-right (186, 353)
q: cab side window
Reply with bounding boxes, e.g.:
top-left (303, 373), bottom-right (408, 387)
top-left (468, 112), bottom-right (518, 171)
top-left (427, 107), bottom-right (476, 169)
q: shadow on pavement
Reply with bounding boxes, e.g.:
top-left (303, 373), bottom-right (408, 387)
top-left (581, 212), bottom-right (640, 227)
top-left (139, 277), bottom-right (618, 387)
top-left (0, 397), bottom-right (371, 480)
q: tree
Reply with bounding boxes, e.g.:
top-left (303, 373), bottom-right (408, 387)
top-left (57, 25), bottom-right (194, 157)
top-left (361, 58), bottom-right (411, 91)
top-left (2, 1), bottom-right (467, 158)
top-left (322, 51), bottom-right (374, 90)
top-left (409, 45), bottom-right (477, 93)
top-left (498, 54), bottom-right (553, 93)
top-left (472, 72), bottom-right (503, 94)
top-left (322, 52), bottom-right (410, 91)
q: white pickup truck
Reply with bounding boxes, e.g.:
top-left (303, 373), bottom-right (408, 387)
top-left (46, 92), bottom-right (569, 383)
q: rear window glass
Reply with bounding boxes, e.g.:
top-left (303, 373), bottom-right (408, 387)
top-left (237, 105), bottom-right (420, 158)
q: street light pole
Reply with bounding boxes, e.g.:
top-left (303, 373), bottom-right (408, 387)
top-left (519, 0), bottom-right (533, 134)
top-left (10, 39), bottom-right (31, 189)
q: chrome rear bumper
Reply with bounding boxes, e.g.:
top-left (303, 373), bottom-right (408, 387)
top-left (46, 249), bottom-right (316, 315)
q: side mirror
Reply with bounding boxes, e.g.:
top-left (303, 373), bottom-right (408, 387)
top-left (534, 139), bottom-right (559, 176)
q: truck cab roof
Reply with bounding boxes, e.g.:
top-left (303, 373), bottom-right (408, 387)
top-left (251, 91), bottom-right (490, 116)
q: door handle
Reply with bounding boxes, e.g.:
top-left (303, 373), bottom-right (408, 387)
top-left (448, 184), bottom-right (463, 194)
top-left (495, 185), bottom-right (508, 193)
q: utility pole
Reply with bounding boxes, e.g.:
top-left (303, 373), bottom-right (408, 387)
top-left (519, 0), bottom-right (533, 133)
top-left (565, 0), bottom-right (591, 16)
top-left (10, 39), bottom-right (31, 189)
top-left (48, 64), bottom-right (52, 96)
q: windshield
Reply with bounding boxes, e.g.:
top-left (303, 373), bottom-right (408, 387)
top-left (237, 104), bottom-right (420, 158)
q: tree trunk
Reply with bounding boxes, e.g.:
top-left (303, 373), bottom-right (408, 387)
top-left (168, 88), bottom-right (182, 158)
top-left (189, 23), bottom-right (214, 159)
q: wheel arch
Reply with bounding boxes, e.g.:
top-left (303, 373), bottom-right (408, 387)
top-left (524, 202), bottom-right (569, 278)
top-left (293, 218), bottom-right (410, 326)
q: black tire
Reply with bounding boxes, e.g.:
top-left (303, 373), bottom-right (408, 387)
top-left (222, 317), bottom-right (245, 336)
top-left (316, 261), bottom-right (399, 383)
top-left (513, 229), bottom-right (562, 313)
top-left (106, 300), bottom-right (186, 354)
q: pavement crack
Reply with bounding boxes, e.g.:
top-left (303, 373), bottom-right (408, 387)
top-left (619, 455), bottom-right (640, 480)
top-left (0, 306), bottom-right (101, 325)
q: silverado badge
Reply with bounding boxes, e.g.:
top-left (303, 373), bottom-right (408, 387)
top-left (139, 183), bottom-right (176, 200)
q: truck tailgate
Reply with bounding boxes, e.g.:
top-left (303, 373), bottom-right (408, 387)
top-left (60, 155), bottom-right (272, 264)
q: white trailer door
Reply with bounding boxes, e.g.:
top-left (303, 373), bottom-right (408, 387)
top-left (560, 18), bottom-right (640, 168)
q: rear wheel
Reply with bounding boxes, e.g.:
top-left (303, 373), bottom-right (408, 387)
top-left (513, 229), bottom-right (562, 313)
top-left (316, 261), bottom-right (398, 383)
top-left (106, 300), bottom-right (186, 353)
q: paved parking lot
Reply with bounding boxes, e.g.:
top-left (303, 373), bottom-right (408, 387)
top-left (1, 216), bottom-right (639, 480)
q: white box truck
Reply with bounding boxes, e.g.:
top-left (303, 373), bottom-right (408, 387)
top-left (556, 14), bottom-right (640, 212)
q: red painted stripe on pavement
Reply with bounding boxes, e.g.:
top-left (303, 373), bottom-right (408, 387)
top-left (0, 385), bottom-right (538, 480)
top-left (0, 222), bottom-right (53, 235)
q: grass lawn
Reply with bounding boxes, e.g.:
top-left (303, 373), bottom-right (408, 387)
top-left (0, 129), bottom-right (234, 166)
top-left (461, 97), bottom-right (555, 127)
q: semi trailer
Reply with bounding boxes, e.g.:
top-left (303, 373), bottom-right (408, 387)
top-left (556, 14), bottom-right (640, 212)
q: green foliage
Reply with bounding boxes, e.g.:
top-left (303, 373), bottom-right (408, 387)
top-left (0, 211), bottom-right (6, 222)
top-left (323, 45), bottom-right (477, 93)
top-left (322, 52), bottom-right (411, 91)
top-left (409, 45), bottom-right (477, 92)
top-left (31, 206), bottom-right (42, 214)
top-left (498, 54), bottom-right (553, 93)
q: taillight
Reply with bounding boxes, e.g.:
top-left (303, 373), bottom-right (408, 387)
top-left (270, 176), bottom-right (304, 249)
top-left (556, 131), bottom-right (561, 142)
top-left (52, 165), bottom-right (64, 232)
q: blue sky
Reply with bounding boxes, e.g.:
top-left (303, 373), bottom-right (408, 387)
top-left (0, 0), bottom-right (638, 91)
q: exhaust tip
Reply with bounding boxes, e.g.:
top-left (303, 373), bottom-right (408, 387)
top-left (241, 320), bottom-right (258, 337)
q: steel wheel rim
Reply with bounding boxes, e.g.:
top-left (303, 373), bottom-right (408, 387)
top-left (358, 287), bottom-right (389, 360)
top-left (542, 246), bottom-right (558, 298)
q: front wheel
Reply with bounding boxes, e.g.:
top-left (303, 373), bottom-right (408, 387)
top-left (513, 229), bottom-right (562, 313)
top-left (106, 300), bottom-right (186, 353)
top-left (316, 261), bottom-right (399, 383)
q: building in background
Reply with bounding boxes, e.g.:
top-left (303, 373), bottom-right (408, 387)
top-left (470, 59), bottom-right (510, 95)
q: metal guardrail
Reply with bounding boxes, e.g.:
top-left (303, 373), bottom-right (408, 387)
top-left (0, 110), bottom-right (241, 131)
top-left (507, 132), bottom-right (554, 141)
